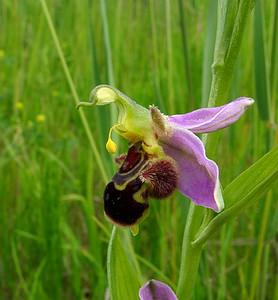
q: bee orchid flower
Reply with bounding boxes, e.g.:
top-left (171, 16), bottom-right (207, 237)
top-left (139, 280), bottom-right (177, 300)
top-left (77, 85), bottom-right (254, 228)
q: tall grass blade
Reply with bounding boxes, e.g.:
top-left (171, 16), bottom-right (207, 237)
top-left (165, 0), bottom-right (174, 114)
top-left (149, 0), bottom-right (165, 112)
top-left (270, 0), bottom-right (278, 122)
top-left (84, 153), bottom-right (106, 298)
top-left (87, 0), bottom-right (100, 84)
top-left (178, 0), bottom-right (194, 106)
top-left (11, 241), bottom-right (30, 298)
top-left (253, 0), bottom-right (270, 121)
top-left (201, 0), bottom-right (217, 106)
top-left (250, 3), bottom-right (274, 298)
top-left (100, 0), bottom-right (118, 128)
top-left (249, 193), bottom-right (272, 300)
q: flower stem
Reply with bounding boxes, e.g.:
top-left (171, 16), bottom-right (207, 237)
top-left (177, 2), bottom-right (255, 298)
top-left (176, 205), bottom-right (204, 299)
top-left (209, 0), bottom-right (254, 105)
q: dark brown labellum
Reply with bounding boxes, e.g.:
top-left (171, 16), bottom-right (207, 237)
top-left (103, 142), bottom-right (178, 226)
top-left (112, 142), bottom-right (148, 186)
top-left (104, 179), bottom-right (149, 226)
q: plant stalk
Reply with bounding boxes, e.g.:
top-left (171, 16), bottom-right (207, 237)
top-left (176, 1), bottom-right (254, 298)
top-left (176, 205), bottom-right (203, 298)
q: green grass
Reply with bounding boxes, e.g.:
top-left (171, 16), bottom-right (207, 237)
top-left (0, 0), bottom-right (277, 299)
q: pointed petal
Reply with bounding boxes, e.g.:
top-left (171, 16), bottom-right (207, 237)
top-left (160, 126), bottom-right (224, 212)
top-left (139, 280), bottom-right (177, 300)
top-left (168, 97), bottom-right (254, 133)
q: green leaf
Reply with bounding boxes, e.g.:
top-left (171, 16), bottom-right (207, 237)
top-left (107, 227), bottom-right (142, 300)
top-left (253, 0), bottom-right (270, 121)
top-left (224, 145), bottom-right (278, 208)
top-left (201, 0), bottom-right (217, 107)
top-left (193, 145), bottom-right (278, 246)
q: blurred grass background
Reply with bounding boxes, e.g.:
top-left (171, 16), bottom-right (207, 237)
top-left (0, 0), bottom-right (277, 299)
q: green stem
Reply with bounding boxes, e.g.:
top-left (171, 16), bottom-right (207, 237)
top-left (177, 2), bottom-right (255, 298)
top-left (100, 0), bottom-right (115, 86)
top-left (209, 0), bottom-right (254, 104)
top-left (100, 0), bottom-right (118, 128)
top-left (201, 0), bottom-right (217, 107)
top-left (178, 0), bottom-right (194, 109)
top-left (176, 205), bottom-right (204, 298)
top-left (165, 0), bottom-right (174, 114)
top-left (249, 192), bottom-right (272, 300)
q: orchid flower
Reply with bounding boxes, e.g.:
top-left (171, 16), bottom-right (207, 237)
top-left (139, 280), bottom-right (178, 300)
top-left (77, 85), bottom-right (254, 229)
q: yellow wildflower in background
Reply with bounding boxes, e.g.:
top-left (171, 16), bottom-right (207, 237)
top-left (0, 49), bottom-right (5, 59)
top-left (36, 114), bottom-right (46, 123)
top-left (15, 101), bottom-right (24, 111)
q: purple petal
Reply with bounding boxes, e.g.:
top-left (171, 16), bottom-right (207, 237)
top-left (168, 97), bottom-right (254, 133)
top-left (139, 280), bottom-right (177, 300)
top-left (160, 126), bottom-right (224, 212)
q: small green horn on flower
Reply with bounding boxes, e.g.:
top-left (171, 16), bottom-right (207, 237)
top-left (76, 84), bottom-right (164, 155)
top-left (76, 85), bottom-right (118, 109)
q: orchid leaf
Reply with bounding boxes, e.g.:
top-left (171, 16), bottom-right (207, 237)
top-left (224, 146), bottom-right (278, 208)
top-left (193, 145), bottom-right (278, 246)
top-left (107, 227), bottom-right (142, 300)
